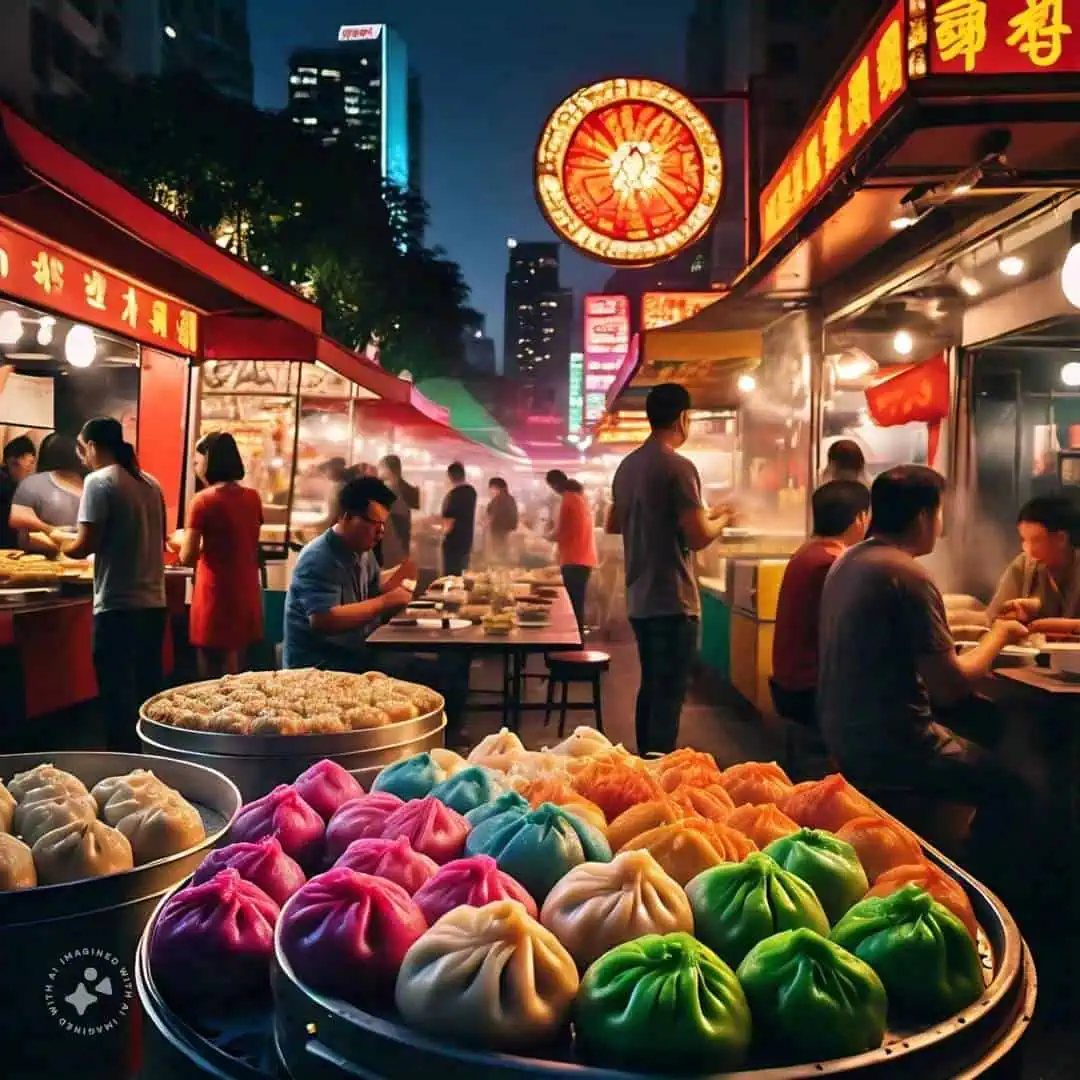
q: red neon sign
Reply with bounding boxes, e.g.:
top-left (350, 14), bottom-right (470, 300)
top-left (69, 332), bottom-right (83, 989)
top-left (584, 294), bottom-right (629, 424)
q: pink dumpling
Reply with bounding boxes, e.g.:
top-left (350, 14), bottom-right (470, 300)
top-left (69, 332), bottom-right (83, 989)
top-left (230, 785), bottom-right (325, 870)
top-left (150, 868), bottom-right (279, 1008)
top-left (293, 759), bottom-right (365, 823)
top-left (333, 836), bottom-right (439, 895)
top-left (380, 797), bottom-right (470, 864)
top-left (193, 836), bottom-right (306, 906)
top-left (413, 854), bottom-right (537, 924)
top-left (278, 867), bottom-right (427, 1004)
top-left (325, 792), bottom-right (404, 863)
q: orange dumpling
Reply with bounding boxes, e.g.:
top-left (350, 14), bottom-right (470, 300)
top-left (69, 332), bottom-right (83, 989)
top-left (570, 759), bottom-right (662, 822)
top-left (668, 784), bottom-right (735, 822)
top-left (835, 815), bottom-right (923, 883)
top-left (621, 820), bottom-right (757, 886)
top-left (718, 761), bottom-right (793, 807)
top-left (726, 803), bottom-right (800, 848)
top-left (651, 749), bottom-right (724, 791)
top-left (607, 798), bottom-right (688, 853)
top-left (514, 778), bottom-right (607, 834)
top-left (781, 774), bottom-right (877, 832)
top-left (868, 862), bottom-right (979, 940)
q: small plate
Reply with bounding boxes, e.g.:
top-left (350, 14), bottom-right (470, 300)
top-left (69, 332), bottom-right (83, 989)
top-left (416, 618), bottom-right (471, 632)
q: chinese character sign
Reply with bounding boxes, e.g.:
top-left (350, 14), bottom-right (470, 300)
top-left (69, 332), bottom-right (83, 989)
top-left (930, 0), bottom-right (1078, 72)
top-left (641, 292), bottom-right (723, 330)
top-left (568, 351), bottom-right (585, 437)
top-left (760, 1), bottom-right (908, 250)
top-left (0, 216), bottom-right (199, 355)
top-left (583, 295), bottom-right (630, 424)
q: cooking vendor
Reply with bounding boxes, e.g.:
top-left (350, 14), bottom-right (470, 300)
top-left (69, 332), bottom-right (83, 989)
top-left (987, 495), bottom-right (1080, 624)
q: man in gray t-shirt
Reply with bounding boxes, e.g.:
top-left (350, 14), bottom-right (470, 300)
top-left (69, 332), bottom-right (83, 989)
top-left (607, 383), bottom-right (731, 755)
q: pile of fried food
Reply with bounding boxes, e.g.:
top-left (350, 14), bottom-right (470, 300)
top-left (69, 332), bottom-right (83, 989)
top-left (0, 549), bottom-right (91, 588)
top-left (143, 669), bottom-right (444, 736)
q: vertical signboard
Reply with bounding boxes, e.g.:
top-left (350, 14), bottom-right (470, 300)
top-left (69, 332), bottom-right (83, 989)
top-left (583, 294), bottom-right (630, 425)
top-left (567, 351), bottom-right (585, 438)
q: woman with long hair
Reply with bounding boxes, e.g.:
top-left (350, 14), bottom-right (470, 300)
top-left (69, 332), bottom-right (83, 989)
top-left (9, 432), bottom-right (85, 535)
top-left (180, 431), bottom-right (263, 677)
top-left (63, 416), bottom-right (167, 752)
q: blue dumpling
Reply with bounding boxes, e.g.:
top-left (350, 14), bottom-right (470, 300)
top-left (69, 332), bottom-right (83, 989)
top-left (465, 789), bottom-right (529, 828)
top-left (428, 766), bottom-right (505, 815)
top-left (371, 752), bottom-right (444, 801)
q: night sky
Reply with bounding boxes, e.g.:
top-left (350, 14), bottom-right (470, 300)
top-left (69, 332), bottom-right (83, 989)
top-left (250, 0), bottom-right (694, 362)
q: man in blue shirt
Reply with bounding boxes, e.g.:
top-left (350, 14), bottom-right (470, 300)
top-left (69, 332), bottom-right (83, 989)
top-left (284, 475), bottom-right (416, 672)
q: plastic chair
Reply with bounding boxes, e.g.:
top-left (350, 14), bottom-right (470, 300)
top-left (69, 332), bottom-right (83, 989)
top-left (544, 651), bottom-right (610, 737)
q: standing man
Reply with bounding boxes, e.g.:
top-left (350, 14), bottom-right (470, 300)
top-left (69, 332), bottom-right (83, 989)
top-left (546, 470), bottom-right (598, 634)
top-left (441, 461), bottom-right (477, 577)
top-left (485, 477), bottom-right (518, 565)
top-left (377, 454), bottom-right (420, 569)
top-left (607, 383), bottom-right (731, 755)
top-left (0, 435), bottom-right (37, 548)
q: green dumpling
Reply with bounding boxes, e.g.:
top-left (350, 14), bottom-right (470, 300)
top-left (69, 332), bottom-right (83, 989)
top-left (831, 884), bottom-right (984, 1021)
top-left (428, 766), bottom-right (505, 815)
top-left (464, 789), bottom-right (528, 828)
top-left (764, 828), bottom-right (869, 923)
top-left (371, 752), bottom-right (446, 801)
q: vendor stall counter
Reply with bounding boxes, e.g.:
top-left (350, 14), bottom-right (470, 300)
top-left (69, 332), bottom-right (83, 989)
top-left (729, 558), bottom-right (787, 712)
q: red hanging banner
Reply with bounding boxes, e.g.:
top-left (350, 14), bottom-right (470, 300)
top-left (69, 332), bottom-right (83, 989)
top-left (864, 353), bottom-right (950, 467)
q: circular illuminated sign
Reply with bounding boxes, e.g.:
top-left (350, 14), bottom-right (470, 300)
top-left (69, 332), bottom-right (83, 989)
top-left (536, 78), bottom-right (723, 267)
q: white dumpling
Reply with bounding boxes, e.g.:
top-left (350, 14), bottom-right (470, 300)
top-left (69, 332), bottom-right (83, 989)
top-left (467, 728), bottom-right (526, 773)
top-left (7, 764), bottom-right (89, 804)
top-left (90, 770), bottom-right (171, 815)
top-left (14, 793), bottom-right (99, 848)
top-left (505, 749), bottom-right (571, 785)
top-left (429, 747), bottom-right (468, 778)
top-left (0, 833), bottom-right (36, 890)
top-left (549, 726), bottom-right (613, 759)
top-left (100, 782), bottom-right (177, 828)
top-left (0, 782), bottom-right (14, 833)
top-left (115, 796), bottom-right (205, 864)
top-left (32, 819), bottom-right (133, 885)
top-left (539, 850), bottom-right (694, 970)
top-left (395, 900), bottom-right (579, 1051)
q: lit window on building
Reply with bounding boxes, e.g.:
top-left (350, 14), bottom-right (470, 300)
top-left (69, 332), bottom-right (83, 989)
top-left (298, 66), bottom-right (317, 74)
top-left (302, 117), bottom-right (317, 126)
top-left (345, 85), bottom-right (359, 93)
top-left (345, 105), bottom-right (360, 115)
top-left (321, 69), bottom-right (341, 79)
top-left (289, 74), bottom-right (301, 85)
top-left (292, 90), bottom-right (311, 99)
top-left (301, 76), bottom-right (317, 85)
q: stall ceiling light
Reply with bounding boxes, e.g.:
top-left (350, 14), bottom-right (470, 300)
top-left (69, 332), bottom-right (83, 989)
top-left (889, 214), bottom-right (918, 231)
top-left (736, 373), bottom-right (757, 394)
top-left (999, 255), bottom-right (1025, 277)
top-left (1061, 211), bottom-right (1080, 311)
top-left (893, 329), bottom-right (915, 356)
top-left (0, 310), bottom-right (22, 347)
top-left (1061, 362), bottom-right (1080, 388)
top-left (65, 324), bottom-right (96, 368)
top-left (959, 276), bottom-right (983, 297)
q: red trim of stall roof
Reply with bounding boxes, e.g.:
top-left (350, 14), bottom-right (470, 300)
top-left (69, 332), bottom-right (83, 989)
top-left (202, 315), bottom-right (320, 362)
top-left (0, 104), bottom-right (321, 332)
top-left (316, 336), bottom-right (419, 405)
top-left (353, 398), bottom-right (465, 444)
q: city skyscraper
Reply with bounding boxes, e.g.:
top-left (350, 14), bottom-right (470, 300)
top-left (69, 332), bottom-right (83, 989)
top-left (503, 240), bottom-right (572, 380)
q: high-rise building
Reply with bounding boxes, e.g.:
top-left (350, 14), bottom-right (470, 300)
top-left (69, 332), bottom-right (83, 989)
top-left (287, 25), bottom-right (411, 191)
top-left (463, 314), bottom-right (497, 377)
top-left (503, 240), bottom-right (572, 381)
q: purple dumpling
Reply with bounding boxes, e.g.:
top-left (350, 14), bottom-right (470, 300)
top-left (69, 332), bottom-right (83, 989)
top-left (230, 785), bottom-right (325, 870)
top-left (293, 759), bottom-right (365, 823)
top-left (193, 836), bottom-right (306, 906)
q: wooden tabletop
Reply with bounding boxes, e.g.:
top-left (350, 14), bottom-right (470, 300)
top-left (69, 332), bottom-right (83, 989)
top-left (996, 666), bottom-right (1080, 695)
top-left (366, 587), bottom-right (583, 653)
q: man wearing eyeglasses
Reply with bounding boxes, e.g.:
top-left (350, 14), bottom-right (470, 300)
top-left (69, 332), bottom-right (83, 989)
top-left (283, 475), bottom-right (418, 672)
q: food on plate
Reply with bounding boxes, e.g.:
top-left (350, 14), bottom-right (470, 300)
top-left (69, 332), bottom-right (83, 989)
top-left (621, 819), bottom-right (756, 887)
top-left (115, 795), bottom-right (207, 864)
top-left (831, 884), bottom-right (983, 1020)
top-left (371, 752), bottom-right (448, 801)
top-left (395, 900), bottom-right (578, 1051)
top-left (764, 829), bottom-right (869, 924)
top-left (606, 798), bottom-right (687, 852)
top-left (737, 929), bottom-right (887, 1061)
top-left (512, 777), bottom-right (607, 834)
top-left (150, 868), bottom-right (280, 1008)
top-left (465, 802), bottom-right (610, 902)
top-left (32, 818), bottom-right (134, 885)
top-left (193, 836), bottom-right (307, 906)
top-left (725, 803), bottom-right (801, 848)
top-left (467, 728), bottom-right (527, 772)
top-left (0, 781), bottom-right (13, 832)
top-left (686, 852), bottom-right (830, 967)
top-left (428, 765), bottom-right (505, 815)
top-left (549, 726), bottom-right (614, 759)
top-left (0, 833), bottom-right (36, 890)
top-left (229, 785), bottom-right (325, 870)
top-left (90, 769), bottom-right (171, 814)
top-left (279, 867), bottom-right (427, 1004)
top-left (324, 791), bottom-right (404, 863)
top-left (464, 789), bottom-right (529, 828)
top-left (835, 815), bottom-right (923, 883)
top-left (458, 604), bottom-right (491, 623)
top-left (14, 792), bottom-right (98, 847)
top-left (781, 774), bottom-right (878, 832)
top-left (569, 758), bottom-right (662, 822)
top-left (540, 850), bottom-right (693, 970)
top-left (334, 836), bottom-right (439, 895)
top-left (380, 796), bottom-right (470, 864)
top-left (575, 932), bottom-right (752, 1072)
top-left (668, 783), bottom-right (735, 821)
top-left (292, 759), bottom-right (364, 823)
top-left (719, 761), bottom-right (793, 806)
top-left (867, 861), bottom-right (978, 940)
top-left (413, 854), bottom-right (537, 923)
top-left (7, 764), bottom-right (89, 804)
top-left (481, 611), bottom-right (515, 635)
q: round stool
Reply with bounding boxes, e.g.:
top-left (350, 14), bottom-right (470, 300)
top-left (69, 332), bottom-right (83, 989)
top-left (544, 651), bottom-right (610, 737)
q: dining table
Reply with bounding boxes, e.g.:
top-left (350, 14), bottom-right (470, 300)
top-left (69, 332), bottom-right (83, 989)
top-left (365, 586), bottom-right (583, 731)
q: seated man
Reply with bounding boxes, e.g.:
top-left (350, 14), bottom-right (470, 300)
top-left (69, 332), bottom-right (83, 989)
top-left (771, 480), bottom-right (869, 728)
top-left (987, 494), bottom-right (1080, 622)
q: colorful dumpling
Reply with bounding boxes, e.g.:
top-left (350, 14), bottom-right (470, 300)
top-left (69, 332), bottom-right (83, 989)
top-left (467, 728), bottom-right (526, 772)
top-left (324, 791), bottom-right (403, 863)
top-left (513, 777), bottom-right (607, 834)
top-left (334, 836), bottom-right (439, 894)
top-left (229, 785), bottom-right (325, 870)
top-left (0, 781), bottom-right (14, 833)
top-left (836, 815), bottom-right (923, 883)
top-left (831, 884), bottom-right (985, 1020)
top-left (429, 747), bottom-right (468, 777)
top-left (413, 854), bottom-right (537, 923)
top-left (725, 803), bottom-right (801, 849)
top-left (464, 789), bottom-right (529, 829)
top-left (651, 749), bottom-right (725, 793)
top-left (669, 783), bottom-right (735, 821)
top-left (0, 833), bottom-right (36, 890)
top-left (570, 758), bottom-right (662, 822)
top-left (465, 802), bottom-right (611, 902)
top-left (647, 747), bottom-right (722, 777)
top-left (764, 829), bottom-right (869, 924)
top-left (380, 797), bottom-right (470, 864)
top-left (782, 774), bottom-right (877, 833)
top-left (279, 868), bottom-right (427, 1004)
top-left (428, 766), bottom-right (505, 815)
top-left (32, 819), bottom-right (133, 884)
top-left (737, 929), bottom-right (887, 1061)
top-left (150, 868), bottom-right (279, 1008)
top-left (540, 850), bottom-right (693, 969)
top-left (607, 798), bottom-right (687, 852)
top-left (193, 836), bottom-right (306, 906)
top-left (867, 861), bottom-right (978, 941)
top-left (575, 933), bottom-right (752, 1072)
top-left (293, 759), bottom-right (364, 823)
top-left (504, 749), bottom-right (571, 784)
top-left (549, 726), bottom-right (613, 759)
top-left (395, 900), bottom-right (578, 1051)
top-left (621, 819), bottom-right (756, 887)
top-left (686, 852), bottom-right (830, 967)
top-left (372, 753), bottom-right (448, 800)
top-left (719, 761), bottom-right (793, 806)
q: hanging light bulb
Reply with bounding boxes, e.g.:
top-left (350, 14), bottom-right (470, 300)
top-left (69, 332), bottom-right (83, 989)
top-left (893, 329), bottom-right (915, 356)
top-left (736, 373), bottom-right (757, 394)
top-left (1062, 212), bottom-right (1080, 310)
top-left (38, 316), bottom-right (55, 347)
top-left (1061, 362), bottom-right (1080, 388)
top-left (0, 310), bottom-right (22, 347)
top-left (65, 324), bottom-right (97, 368)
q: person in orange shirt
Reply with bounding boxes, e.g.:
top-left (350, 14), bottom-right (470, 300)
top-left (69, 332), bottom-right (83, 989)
top-left (546, 470), bottom-right (598, 634)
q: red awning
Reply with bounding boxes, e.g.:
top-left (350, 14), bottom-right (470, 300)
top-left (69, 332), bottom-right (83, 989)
top-left (353, 398), bottom-right (487, 453)
top-left (0, 104), bottom-right (321, 329)
top-left (316, 337), bottom-right (426, 405)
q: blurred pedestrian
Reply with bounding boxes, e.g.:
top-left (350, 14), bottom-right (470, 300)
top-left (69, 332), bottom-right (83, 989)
top-left (377, 454), bottom-right (419, 568)
top-left (485, 476), bottom-right (518, 565)
top-left (546, 470), bottom-right (597, 633)
top-left (441, 461), bottom-right (477, 576)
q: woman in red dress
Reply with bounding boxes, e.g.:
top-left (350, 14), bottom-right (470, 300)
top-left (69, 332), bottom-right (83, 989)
top-left (180, 432), bottom-right (263, 677)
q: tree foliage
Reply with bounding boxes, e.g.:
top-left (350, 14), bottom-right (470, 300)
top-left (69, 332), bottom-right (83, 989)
top-left (38, 73), bottom-right (475, 378)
